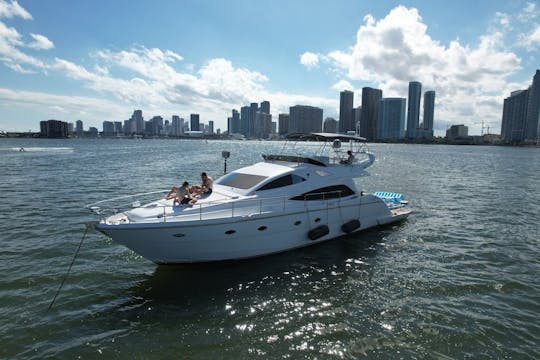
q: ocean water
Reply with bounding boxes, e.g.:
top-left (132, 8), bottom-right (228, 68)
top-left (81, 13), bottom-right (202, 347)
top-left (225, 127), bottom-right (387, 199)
top-left (0, 138), bottom-right (539, 359)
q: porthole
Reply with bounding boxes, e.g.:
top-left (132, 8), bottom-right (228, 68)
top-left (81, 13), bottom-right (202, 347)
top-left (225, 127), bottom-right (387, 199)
top-left (258, 226), bottom-right (268, 231)
top-left (294, 220), bottom-right (302, 226)
top-left (173, 233), bottom-right (185, 238)
top-left (314, 218), bottom-right (321, 223)
top-left (225, 230), bottom-right (236, 235)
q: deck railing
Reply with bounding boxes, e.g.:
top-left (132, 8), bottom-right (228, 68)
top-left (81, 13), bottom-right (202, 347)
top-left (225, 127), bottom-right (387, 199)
top-left (86, 189), bottom-right (350, 223)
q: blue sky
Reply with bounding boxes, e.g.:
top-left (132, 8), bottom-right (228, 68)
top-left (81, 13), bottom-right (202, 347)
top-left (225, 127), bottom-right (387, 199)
top-left (1, 0), bottom-right (539, 135)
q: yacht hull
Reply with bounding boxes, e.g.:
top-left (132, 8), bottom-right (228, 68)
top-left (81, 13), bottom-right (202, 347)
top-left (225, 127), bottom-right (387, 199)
top-left (97, 195), bottom-right (410, 264)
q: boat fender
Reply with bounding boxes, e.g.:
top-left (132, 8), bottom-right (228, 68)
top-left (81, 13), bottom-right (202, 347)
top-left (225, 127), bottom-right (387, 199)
top-left (308, 225), bottom-right (329, 240)
top-left (341, 219), bottom-right (360, 234)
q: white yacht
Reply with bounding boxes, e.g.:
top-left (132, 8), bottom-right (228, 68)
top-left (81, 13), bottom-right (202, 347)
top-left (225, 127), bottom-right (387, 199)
top-left (87, 133), bottom-right (411, 264)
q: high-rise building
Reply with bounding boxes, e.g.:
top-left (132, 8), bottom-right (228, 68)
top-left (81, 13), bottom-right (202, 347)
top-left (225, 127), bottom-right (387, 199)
top-left (254, 112), bottom-right (272, 138)
top-left (446, 124), bottom-right (468, 139)
top-left (190, 114), bottom-right (200, 131)
top-left (76, 120), bottom-right (83, 137)
top-left (278, 114), bottom-right (289, 135)
top-left (230, 109), bottom-right (241, 134)
top-left (131, 109), bottom-right (144, 134)
top-left (289, 105), bottom-right (323, 133)
top-left (501, 70), bottom-right (540, 143)
top-left (360, 87), bottom-right (382, 140)
top-left (423, 91), bottom-right (435, 131)
top-left (171, 115), bottom-right (184, 136)
top-left (525, 70), bottom-right (540, 142)
top-left (339, 90), bottom-right (354, 133)
top-left (249, 103), bottom-right (258, 137)
top-left (114, 121), bottom-right (123, 135)
top-left (208, 120), bottom-right (214, 134)
top-left (102, 121), bottom-right (115, 136)
top-left (40, 120), bottom-right (68, 138)
top-left (377, 98), bottom-right (406, 140)
top-left (260, 101), bottom-right (270, 114)
top-left (407, 81), bottom-right (422, 138)
top-left (501, 89), bottom-right (529, 142)
top-left (240, 106), bottom-right (251, 137)
top-left (351, 106), bottom-right (362, 134)
top-left (323, 117), bottom-right (338, 133)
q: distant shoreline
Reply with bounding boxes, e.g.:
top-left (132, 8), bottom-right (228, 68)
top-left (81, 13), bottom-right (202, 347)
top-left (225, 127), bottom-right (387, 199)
top-left (1, 132), bottom-right (538, 147)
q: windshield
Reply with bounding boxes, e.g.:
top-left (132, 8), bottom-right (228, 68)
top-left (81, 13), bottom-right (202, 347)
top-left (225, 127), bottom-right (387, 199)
top-left (217, 172), bottom-right (268, 189)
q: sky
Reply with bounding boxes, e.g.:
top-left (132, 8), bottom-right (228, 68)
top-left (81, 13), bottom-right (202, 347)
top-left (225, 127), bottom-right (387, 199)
top-left (0, 0), bottom-right (539, 136)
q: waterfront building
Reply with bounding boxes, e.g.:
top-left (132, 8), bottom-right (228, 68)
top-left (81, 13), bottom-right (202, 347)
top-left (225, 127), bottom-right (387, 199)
top-left (230, 109), bottom-right (241, 134)
top-left (446, 124), bottom-right (468, 140)
top-left (249, 103), bottom-right (258, 137)
top-left (40, 119), bottom-right (68, 138)
top-left (254, 112), bottom-right (272, 138)
top-left (260, 101), bottom-right (270, 114)
top-left (131, 110), bottom-right (144, 134)
top-left (423, 91), bottom-right (435, 132)
top-left (323, 117), bottom-right (338, 133)
top-left (525, 70), bottom-right (540, 142)
top-left (339, 90), bottom-right (354, 133)
top-left (102, 121), bottom-right (115, 137)
top-left (407, 81), bottom-right (422, 138)
top-left (377, 98), bottom-right (406, 140)
top-left (67, 122), bottom-right (74, 135)
top-left (289, 105), bottom-right (323, 133)
top-left (208, 120), bottom-right (214, 134)
top-left (114, 121), bottom-right (123, 135)
top-left (76, 120), bottom-right (83, 137)
top-left (240, 106), bottom-right (251, 137)
top-left (501, 90), bottom-right (529, 142)
top-left (171, 115), bottom-right (184, 136)
top-left (190, 114), bottom-right (200, 132)
top-left (360, 87), bottom-right (382, 140)
top-left (278, 113), bottom-right (289, 135)
top-left (88, 127), bottom-right (98, 137)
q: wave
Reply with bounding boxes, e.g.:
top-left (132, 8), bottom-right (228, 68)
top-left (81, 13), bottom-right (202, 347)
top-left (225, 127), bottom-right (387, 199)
top-left (2, 147), bottom-right (74, 153)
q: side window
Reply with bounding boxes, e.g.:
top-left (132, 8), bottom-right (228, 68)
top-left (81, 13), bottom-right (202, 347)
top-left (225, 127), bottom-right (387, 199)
top-left (290, 185), bottom-right (355, 201)
top-left (257, 174), bottom-right (305, 191)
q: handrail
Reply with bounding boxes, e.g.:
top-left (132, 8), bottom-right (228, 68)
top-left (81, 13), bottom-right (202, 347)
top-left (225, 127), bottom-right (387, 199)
top-left (86, 189), bottom-right (355, 223)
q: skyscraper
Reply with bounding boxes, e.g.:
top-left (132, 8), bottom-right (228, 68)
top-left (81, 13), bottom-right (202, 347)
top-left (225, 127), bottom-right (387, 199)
top-left (339, 90), bottom-right (354, 133)
top-left (76, 120), bottom-right (83, 137)
top-left (501, 70), bottom-right (540, 143)
top-left (360, 87), bottom-right (382, 140)
top-left (230, 109), bottom-right (240, 134)
top-left (525, 70), bottom-right (540, 142)
top-left (289, 105), bottom-right (323, 133)
top-left (407, 81), bottom-right (422, 138)
top-left (240, 106), bottom-right (251, 137)
top-left (190, 114), bottom-right (200, 131)
top-left (260, 101), bottom-right (270, 114)
top-left (278, 114), bottom-right (289, 135)
top-left (377, 98), bottom-right (406, 140)
top-left (501, 90), bottom-right (529, 142)
top-left (323, 117), bottom-right (338, 133)
top-left (131, 109), bottom-right (144, 134)
top-left (423, 91), bottom-right (435, 132)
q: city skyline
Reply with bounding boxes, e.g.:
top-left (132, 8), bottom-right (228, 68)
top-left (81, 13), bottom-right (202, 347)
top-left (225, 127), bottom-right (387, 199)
top-left (1, 1), bottom-right (540, 136)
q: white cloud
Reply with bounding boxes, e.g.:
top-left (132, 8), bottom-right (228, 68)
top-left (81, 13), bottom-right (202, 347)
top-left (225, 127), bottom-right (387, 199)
top-left (331, 80), bottom-right (354, 92)
top-left (0, 0), bottom-right (32, 19)
top-left (300, 51), bottom-right (319, 68)
top-left (302, 5), bottom-right (527, 134)
top-left (28, 33), bottom-right (54, 50)
top-left (0, 21), bottom-right (46, 68)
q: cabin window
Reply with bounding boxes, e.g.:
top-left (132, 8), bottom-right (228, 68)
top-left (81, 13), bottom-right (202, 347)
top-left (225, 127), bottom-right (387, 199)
top-left (256, 174), bottom-right (305, 191)
top-left (290, 185), bottom-right (355, 201)
top-left (217, 172), bottom-right (268, 189)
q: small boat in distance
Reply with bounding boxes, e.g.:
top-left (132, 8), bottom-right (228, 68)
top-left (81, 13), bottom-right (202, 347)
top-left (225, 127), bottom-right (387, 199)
top-left (87, 133), bottom-right (411, 264)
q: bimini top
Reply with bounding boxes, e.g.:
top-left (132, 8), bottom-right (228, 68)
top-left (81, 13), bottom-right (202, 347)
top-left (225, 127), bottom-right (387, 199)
top-left (286, 132), bottom-right (367, 142)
